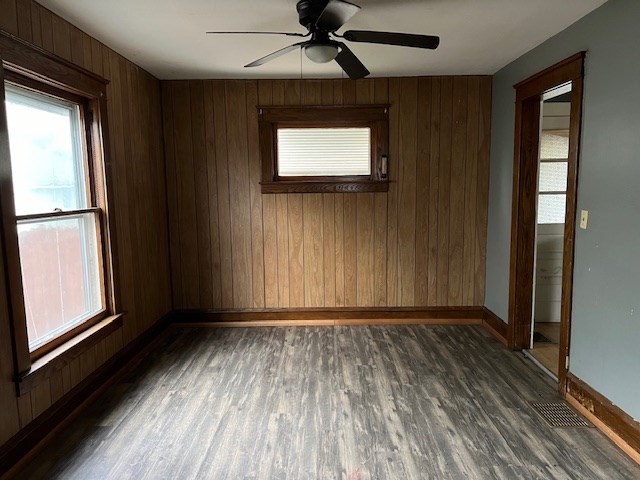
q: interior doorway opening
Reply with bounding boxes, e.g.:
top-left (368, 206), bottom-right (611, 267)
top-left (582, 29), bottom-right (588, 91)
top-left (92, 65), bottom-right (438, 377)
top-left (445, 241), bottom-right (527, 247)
top-left (527, 83), bottom-right (573, 379)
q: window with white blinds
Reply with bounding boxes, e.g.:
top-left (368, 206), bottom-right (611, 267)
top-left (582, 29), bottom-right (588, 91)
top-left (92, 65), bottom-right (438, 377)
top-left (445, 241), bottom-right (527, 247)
top-left (277, 127), bottom-right (371, 177)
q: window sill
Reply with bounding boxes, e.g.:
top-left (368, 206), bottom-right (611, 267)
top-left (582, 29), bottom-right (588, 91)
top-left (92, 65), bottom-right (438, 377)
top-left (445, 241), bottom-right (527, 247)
top-left (16, 313), bottom-right (124, 395)
top-left (261, 180), bottom-right (389, 194)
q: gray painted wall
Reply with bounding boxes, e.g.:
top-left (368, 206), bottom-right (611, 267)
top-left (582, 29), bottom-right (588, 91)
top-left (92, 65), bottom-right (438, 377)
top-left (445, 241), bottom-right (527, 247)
top-left (485, 0), bottom-right (640, 420)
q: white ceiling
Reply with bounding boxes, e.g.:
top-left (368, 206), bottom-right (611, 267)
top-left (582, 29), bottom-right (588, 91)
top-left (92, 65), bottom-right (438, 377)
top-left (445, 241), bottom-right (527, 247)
top-left (37, 0), bottom-right (607, 80)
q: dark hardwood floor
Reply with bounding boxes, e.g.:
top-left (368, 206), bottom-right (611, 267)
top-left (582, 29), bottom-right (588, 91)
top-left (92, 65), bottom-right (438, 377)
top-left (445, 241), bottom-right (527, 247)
top-left (18, 325), bottom-right (640, 479)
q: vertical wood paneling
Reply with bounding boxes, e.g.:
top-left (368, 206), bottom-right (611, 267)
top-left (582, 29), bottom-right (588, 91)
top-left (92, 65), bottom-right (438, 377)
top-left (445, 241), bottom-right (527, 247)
top-left (449, 77), bottom-right (468, 305)
top-left (28, 1), bottom-right (41, 48)
top-left (397, 78), bottom-right (418, 306)
top-left (49, 370), bottom-right (63, 404)
top-left (276, 194), bottom-right (290, 308)
top-left (288, 192), bottom-right (305, 307)
top-left (81, 32), bottom-right (92, 72)
top-left (211, 81), bottom-right (233, 308)
top-left (475, 78), bottom-right (492, 305)
top-left (343, 193), bottom-right (358, 307)
top-left (323, 193), bottom-right (335, 307)
top-left (190, 81), bottom-right (214, 308)
top-left (162, 76), bottom-right (491, 311)
top-left (39, 6), bottom-right (53, 52)
top-left (69, 25), bottom-right (83, 67)
top-left (0, 3), bottom-right (171, 447)
top-left (463, 78), bottom-right (480, 305)
top-left (162, 83), bottom-right (182, 308)
top-left (15, 0), bottom-right (31, 42)
top-left (437, 77), bottom-right (453, 305)
top-left (90, 37), bottom-right (102, 75)
top-left (415, 77), bottom-right (431, 305)
top-left (172, 82), bottom-right (199, 308)
top-left (334, 191), bottom-right (345, 307)
top-left (226, 81), bottom-right (253, 308)
top-left (203, 81), bottom-right (222, 308)
top-left (108, 52), bottom-right (136, 337)
top-left (17, 394), bottom-right (32, 428)
top-left (0, 0), bottom-right (18, 35)
top-left (51, 14), bottom-right (70, 61)
top-left (428, 78), bottom-right (441, 305)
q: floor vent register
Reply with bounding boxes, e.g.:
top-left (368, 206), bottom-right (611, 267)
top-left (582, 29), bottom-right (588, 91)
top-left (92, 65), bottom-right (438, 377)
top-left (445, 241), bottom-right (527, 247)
top-left (529, 401), bottom-right (592, 428)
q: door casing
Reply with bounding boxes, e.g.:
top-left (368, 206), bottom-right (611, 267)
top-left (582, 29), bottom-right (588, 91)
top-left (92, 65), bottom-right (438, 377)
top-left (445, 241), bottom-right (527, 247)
top-left (508, 52), bottom-right (585, 394)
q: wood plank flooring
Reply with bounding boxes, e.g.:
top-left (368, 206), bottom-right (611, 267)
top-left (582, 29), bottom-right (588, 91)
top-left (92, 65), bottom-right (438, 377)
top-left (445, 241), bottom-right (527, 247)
top-left (531, 322), bottom-right (561, 375)
top-left (18, 326), bottom-right (640, 479)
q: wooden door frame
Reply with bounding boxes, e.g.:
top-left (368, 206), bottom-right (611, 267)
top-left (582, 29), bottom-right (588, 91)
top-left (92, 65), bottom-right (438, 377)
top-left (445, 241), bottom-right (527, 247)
top-left (507, 52), bottom-right (585, 393)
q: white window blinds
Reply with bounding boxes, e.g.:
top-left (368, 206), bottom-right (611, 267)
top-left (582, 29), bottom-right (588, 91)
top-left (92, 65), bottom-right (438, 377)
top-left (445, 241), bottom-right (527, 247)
top-left (277, 127), bottom-right (371, 176)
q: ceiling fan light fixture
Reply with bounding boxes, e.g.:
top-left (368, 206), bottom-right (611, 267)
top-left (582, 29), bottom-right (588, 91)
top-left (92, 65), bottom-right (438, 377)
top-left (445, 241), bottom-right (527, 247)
top-left (304, 44), bottom-right (340, 63)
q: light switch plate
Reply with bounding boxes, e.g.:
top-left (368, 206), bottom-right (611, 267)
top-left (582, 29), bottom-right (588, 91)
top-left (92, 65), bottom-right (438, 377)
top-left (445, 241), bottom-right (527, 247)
top-left (580, 210), bottom-right (589, 229)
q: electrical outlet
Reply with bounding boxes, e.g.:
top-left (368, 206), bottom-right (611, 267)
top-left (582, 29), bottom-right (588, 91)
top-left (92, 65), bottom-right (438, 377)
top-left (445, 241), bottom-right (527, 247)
top-left (580, 210), bottom-right (589, 229)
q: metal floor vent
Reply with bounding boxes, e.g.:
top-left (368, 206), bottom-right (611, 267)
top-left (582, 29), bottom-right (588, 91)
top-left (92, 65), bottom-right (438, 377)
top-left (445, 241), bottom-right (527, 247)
top-left (529, 401), bottom-right (592, 428)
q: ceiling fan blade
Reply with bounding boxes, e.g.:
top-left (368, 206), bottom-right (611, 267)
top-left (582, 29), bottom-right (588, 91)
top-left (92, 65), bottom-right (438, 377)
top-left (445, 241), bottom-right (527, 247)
top-left (206, 31), bottom-right (309, 38)
top-left (245, 42), bottom-right (307, 68)
top-left (335, 43), bottom-right (369, 80)
top-left (343, 30), bottom-right (440, 49)
top-left (316, 0), bottom-right (361, 32)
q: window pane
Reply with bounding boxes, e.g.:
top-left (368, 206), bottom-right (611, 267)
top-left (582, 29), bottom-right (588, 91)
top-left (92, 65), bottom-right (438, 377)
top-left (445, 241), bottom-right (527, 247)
top-left (539, 162), bottom-right (568, 192)
top-left (5, 84), bottom-right (87, 215)
top-left (277, 127), bottom-right (371, 176)
top-left (539, 130), bottom-right (569, 160)
top-left (18, 213), bottom-right (103, 351)
top-left (537, 194), bottom-right (566, 224)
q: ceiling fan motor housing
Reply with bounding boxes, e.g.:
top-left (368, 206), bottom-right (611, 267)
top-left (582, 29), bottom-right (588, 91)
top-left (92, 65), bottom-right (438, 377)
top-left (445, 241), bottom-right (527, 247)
top-left (213, 0), bottom-right (438, 80)
top-left (296, 0), bottom-right (328, 30)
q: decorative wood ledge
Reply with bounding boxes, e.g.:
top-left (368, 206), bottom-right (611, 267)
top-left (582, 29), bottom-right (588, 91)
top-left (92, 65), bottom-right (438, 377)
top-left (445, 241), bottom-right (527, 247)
top-left (16, 314), bottom-right (124, 395)
top-left (260, 179), bottom-right (389, 194)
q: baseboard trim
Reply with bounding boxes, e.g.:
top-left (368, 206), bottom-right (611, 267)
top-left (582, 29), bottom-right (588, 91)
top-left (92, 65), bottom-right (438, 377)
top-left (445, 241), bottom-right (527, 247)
top-left (565, 373), bottom-right (640, 465)
top-left (482, 307), bottom-right (508, 346)
top-left (0, 312), bottom-right (173, 479)
top-left (173, 307), bottom-right (485, 327)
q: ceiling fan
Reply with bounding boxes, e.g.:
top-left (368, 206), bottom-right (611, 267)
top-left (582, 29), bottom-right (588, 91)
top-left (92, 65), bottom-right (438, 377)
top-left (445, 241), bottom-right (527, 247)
top-left (206, 0), bottom-right (440, 80)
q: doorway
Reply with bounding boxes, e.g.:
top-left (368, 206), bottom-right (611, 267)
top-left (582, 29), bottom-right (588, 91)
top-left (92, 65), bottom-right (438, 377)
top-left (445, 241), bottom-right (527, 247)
top-left (528, 84), bottom-right (572, 378)
top-left (507, 53), bottom-right (585, 393)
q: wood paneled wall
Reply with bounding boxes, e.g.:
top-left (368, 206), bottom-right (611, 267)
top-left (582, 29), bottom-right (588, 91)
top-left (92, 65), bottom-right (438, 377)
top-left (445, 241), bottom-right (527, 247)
top-left (162, 76), bottom-right (491, 310)
top-left (0, 0), bottom-right (171, 447)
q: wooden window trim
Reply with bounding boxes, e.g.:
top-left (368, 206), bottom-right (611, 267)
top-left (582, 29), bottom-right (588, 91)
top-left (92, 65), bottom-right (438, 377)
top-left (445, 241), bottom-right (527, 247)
top-left (16, 314), bottom-right (123, 395)
top-left (0, 30), bottom-right (122, 391)
top-left (259, 105), bottom-right (390, 194)
top-left (7, 78), bottom-right (108, 361)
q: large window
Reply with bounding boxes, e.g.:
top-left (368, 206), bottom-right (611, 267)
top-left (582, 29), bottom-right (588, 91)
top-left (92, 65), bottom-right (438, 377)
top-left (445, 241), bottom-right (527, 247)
top-left (4, 79), bottom-right (106, 359)
top-left (1, 30), bottom-right (118, 392)
top-left (259, 105), bottom-right (389, 193)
